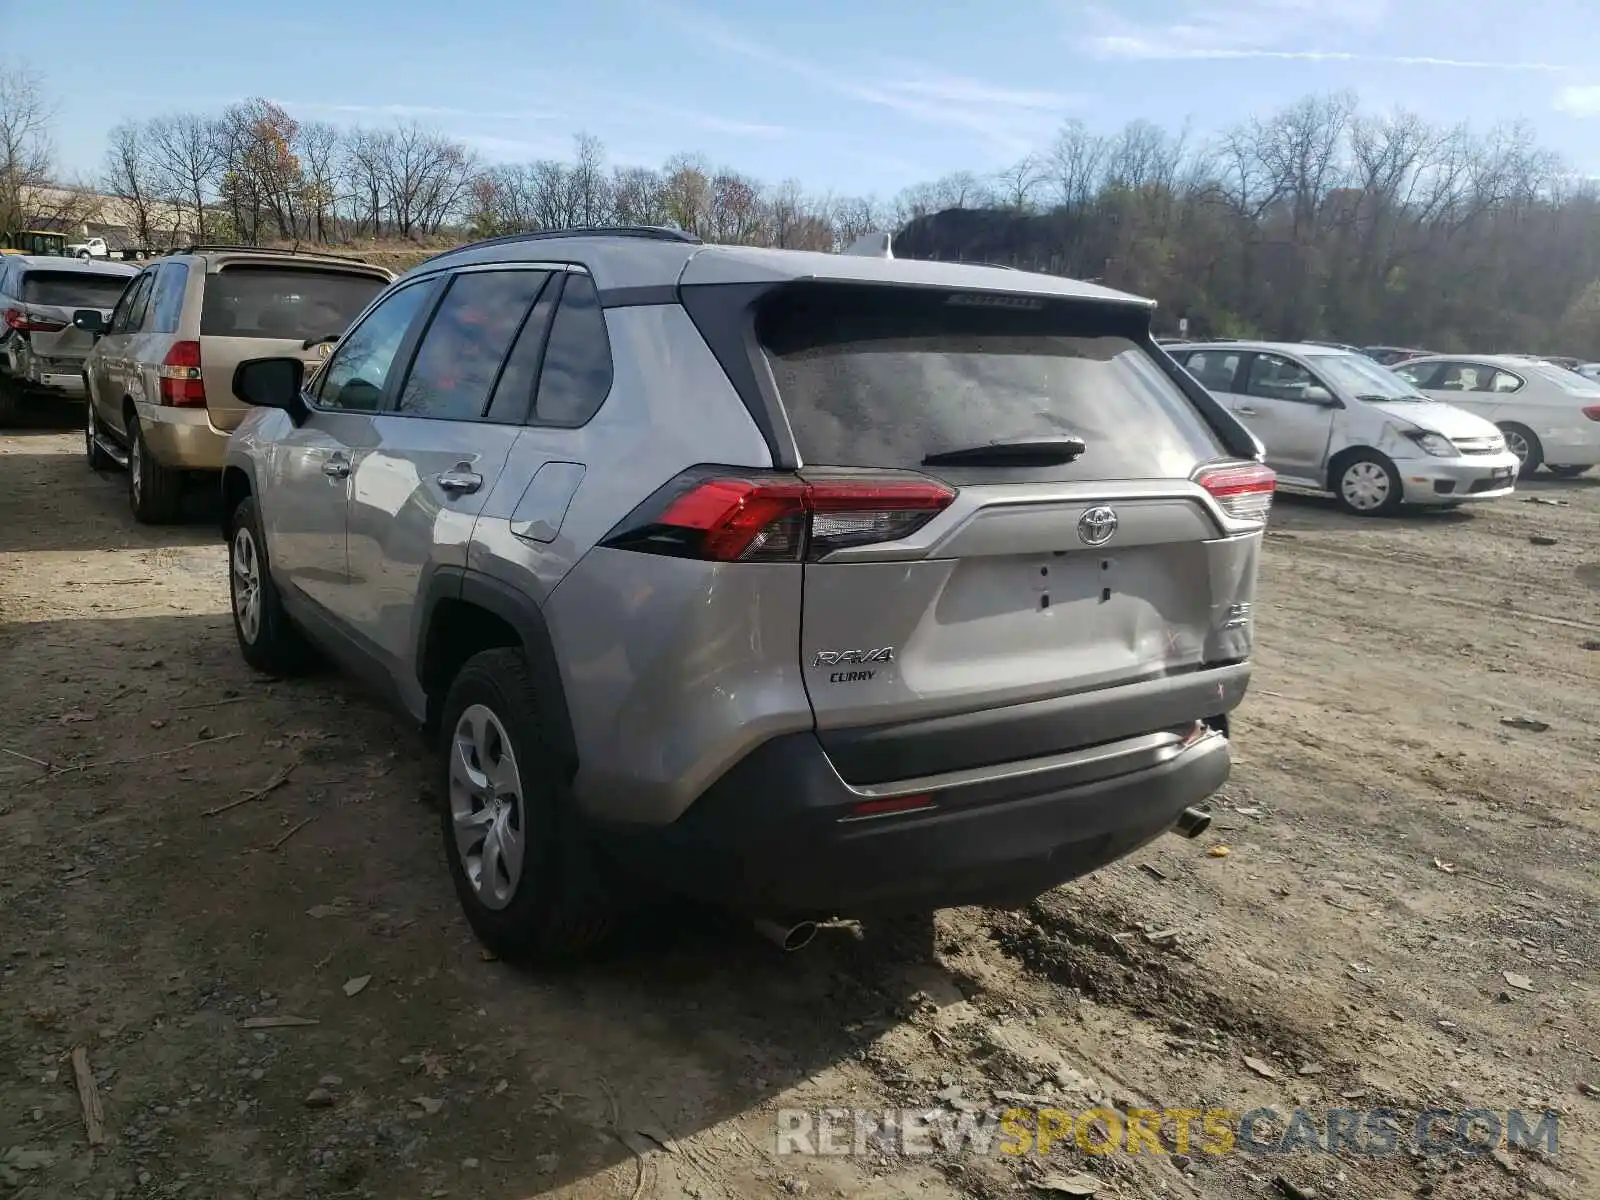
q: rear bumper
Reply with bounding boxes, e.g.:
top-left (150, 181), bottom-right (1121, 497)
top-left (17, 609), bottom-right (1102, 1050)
top-left (1, 343), bottom-right (87, 398)
top-left (1398, 452), bottom-right (1520, 504)
top-left (605, 724), bottom-right (1231, 915)
top-left (1538, 435), bottom-right (1600, 467)
top-left (135, 403), bottom-right (229, 470)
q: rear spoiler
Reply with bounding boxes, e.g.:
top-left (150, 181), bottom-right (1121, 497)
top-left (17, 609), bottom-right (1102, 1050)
top-left (842, 231), bottom-right (893, 259)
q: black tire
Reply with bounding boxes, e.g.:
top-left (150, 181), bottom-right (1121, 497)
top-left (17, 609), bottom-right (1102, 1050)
top-left (1497, 423), bottom-right (1544, 478)
top-left (1546, 464), bottom-right (1591, 479)
top-left (226, 495), bottom-right (312, 675)
top-left (437, 647), bottom-right (613, 964)
top-left (1331, 450), bottom-right (1403, 517)
top-left (84, 398), bottom-right (113, 470)
top-left (127, 414), bottom-right (184, 524)
top-left (0, 377), bottom-right (21, 426)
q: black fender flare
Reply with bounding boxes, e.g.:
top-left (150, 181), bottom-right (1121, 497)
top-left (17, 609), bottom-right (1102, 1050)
top-left (417, 566), bottom-right (577, 769)
top-left (219, 459), bottom-right (258, 540)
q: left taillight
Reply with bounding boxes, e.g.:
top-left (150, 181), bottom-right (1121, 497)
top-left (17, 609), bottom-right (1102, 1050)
top-left (600, 471), bottom-right (957, 563)
top-left (158, 340), bottom-right (206, 407)
top-left (3, 306), bottom-right (66, 333)
top-left (1195, 461), bottom-right (1276, 524)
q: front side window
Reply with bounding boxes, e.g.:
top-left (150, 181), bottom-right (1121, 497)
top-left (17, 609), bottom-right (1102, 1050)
top-left (314, 283), bottom-right (432, 413)
top-left (1183, 350), bottom-right (1242, 392)
top-left (1392, 361), bottom-right (1439, 388)
top-left (397, 269), bottom-right (551, 421)
top-left (1244, 353), bottom-right (1317, 401)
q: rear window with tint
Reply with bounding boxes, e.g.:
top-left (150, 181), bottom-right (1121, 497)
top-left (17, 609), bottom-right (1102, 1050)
top-left (200, 267), bottom-right (387, 341)
top-left (756, 284), bottom-right (1225, 481)
top-left (21, 272), bottom-right (131, 309)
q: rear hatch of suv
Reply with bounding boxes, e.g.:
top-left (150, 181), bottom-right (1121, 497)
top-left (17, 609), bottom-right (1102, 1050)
top-left (14, 267), bottom-right (132, 368)
top-left (677, 275), bottom-right (1270, 786)
top-left (196, 261), bottom-right (390, 430)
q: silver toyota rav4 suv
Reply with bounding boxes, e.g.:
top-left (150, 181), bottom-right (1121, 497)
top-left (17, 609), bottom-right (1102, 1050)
top-left (221, 227), bottom-right (1272, 962)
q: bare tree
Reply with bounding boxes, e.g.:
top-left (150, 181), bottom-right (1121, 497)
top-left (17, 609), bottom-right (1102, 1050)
top-left (146, 113), bottom-right (221, 242)
top-left (297, 120), bottom-right (342, 243)
top-left (0, 63), bottom-right (55, 233)
top-left (993, 154), bottom-right (1046, 211)
top-left (102, 122), bottom-right (160, 248)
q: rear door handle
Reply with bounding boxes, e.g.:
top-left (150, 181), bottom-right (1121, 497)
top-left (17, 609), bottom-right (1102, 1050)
top-left (437, 469), bottom-right (483, 495)
top-left (1236, 406), bottom-right (1259, 416)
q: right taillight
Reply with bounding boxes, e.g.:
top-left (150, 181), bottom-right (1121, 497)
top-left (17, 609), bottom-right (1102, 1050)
top-left (602, 472), bottom-right (956, 562)
top-left (1196, 461), bottom-right (1276, 524)
top-left (1582, 405), bottom-right (1600, 422)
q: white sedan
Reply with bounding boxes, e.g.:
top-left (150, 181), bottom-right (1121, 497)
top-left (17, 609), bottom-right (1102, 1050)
top-left (1392, 354), bottom-right (1600, 478)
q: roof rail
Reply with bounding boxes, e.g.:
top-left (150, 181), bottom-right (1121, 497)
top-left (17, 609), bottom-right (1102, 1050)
top-left (170, 244), bottom-right (378, 265)
top-left (420, 225), bottom-right (702, 266)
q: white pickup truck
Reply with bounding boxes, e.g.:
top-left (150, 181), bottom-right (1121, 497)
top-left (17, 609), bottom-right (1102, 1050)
top-left (65, 236), bottom-right (155, 261)
top-left (65, 236), bottom-right (110, 259)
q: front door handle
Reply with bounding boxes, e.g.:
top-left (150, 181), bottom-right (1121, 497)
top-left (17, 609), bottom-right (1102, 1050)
top-left (437, 469), bottom-right (483, 495)
top-left (1236, 406), bottom-right (1259, 416)
top-left (323, 456), bottom-right (351, 479)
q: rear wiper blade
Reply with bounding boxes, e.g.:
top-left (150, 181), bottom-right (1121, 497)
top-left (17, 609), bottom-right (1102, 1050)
top-left (922, 437), bottom-right (1087, 467)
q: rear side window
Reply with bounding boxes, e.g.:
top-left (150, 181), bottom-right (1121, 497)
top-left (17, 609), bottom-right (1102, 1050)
top-left (21, 271), bottom-right (131, 309)
top-left (200, 267), bottom-right (386, 341)
top-left (397, 269), bottom-right (552, 421)
top-left (531, 273), bottom-right (613, 426)
top-left (149, 263), bottom-right (188, 333)
top-left (756, 284), bottom-right (1225, 481)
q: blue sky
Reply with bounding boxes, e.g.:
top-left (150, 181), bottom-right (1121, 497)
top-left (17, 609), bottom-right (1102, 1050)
top-left (35, 0), bottom-right (1600, 197)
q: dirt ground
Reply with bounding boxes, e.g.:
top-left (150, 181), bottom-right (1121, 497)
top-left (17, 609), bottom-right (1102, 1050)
top-left (2, 419), bottom-right (1597, 1200)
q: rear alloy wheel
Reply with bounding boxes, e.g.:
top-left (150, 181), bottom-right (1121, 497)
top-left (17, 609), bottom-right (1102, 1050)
top-left (1546, 464), bottom-right (1591, 479)
top-left (127, 416), bottom-right (183, 524)
top-left (84, 400), bottom-right (113, 470)
top-left (1334, 452), bottom-right (1403, 517)
top-left (1497, 423), bottom-right (1543, 478)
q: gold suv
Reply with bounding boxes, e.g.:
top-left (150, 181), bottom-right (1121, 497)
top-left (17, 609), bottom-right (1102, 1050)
top-left (79, 245), bottom-right (392, 523)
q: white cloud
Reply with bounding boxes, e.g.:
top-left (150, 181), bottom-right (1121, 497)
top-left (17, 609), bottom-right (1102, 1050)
top-left (456, 133), bottom-right (574, 160)
top-left (1555, 85), bottom-right (1600, 117)
top-left (1078, 0), bottom-right (1566, 71)
top-left (276, 100), bottom-right (564, 123)
top-left (656, 3), bottom-right (1076, 157)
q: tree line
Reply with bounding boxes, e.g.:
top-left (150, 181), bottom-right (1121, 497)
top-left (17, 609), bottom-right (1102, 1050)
top-left (4, 61), bottom-right (1600, 354)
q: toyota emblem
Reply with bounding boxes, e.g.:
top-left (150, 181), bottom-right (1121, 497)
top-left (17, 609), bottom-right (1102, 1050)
top-left (1077, 506), bottom-right (1118, 546)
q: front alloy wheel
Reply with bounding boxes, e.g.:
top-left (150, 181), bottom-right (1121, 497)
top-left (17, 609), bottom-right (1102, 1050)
top-left (448, 703), bottom-right (529, 912)
top-left (231, 525), bottom-right (263, 646)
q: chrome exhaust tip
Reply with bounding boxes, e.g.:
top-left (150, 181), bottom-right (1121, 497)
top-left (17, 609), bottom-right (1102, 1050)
top-left (1172, 806), bottom-right (1212, 839)
top-left (752, 917), bottom-right (820, 952)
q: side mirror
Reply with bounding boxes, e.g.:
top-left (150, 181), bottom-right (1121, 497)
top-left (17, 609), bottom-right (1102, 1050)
top-left (72, 309), bottom-right (108, 336)
top-left (1304, 385), bottom-right (1338, 406)
top-left (233, 356), bottom-right (308, 424)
